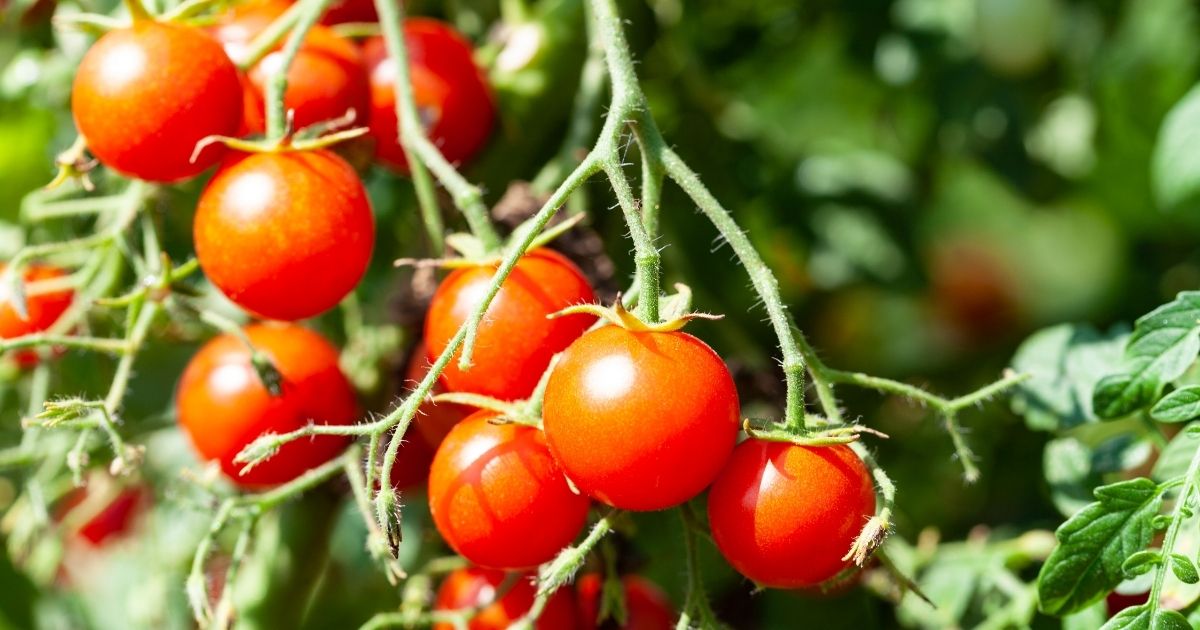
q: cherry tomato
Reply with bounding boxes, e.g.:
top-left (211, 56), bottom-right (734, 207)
top-left (57, 486), bottom-right (146, 546)
top-left (319, 0), bottom-right (377, 25)
top-left (388, 343), bottom-right (472, 490)
top-left (424, 248), bottom-right (595, 400)
top-left (72, 21), bottom-right (242, 182)
top-left (542, 325), bottom-right (739, 511)
top-left (433, 567), bottom-right (579, 630)
top-left (706, 441), bottom-right (876, 588)
top-left (0, 264), bottom-right (74, 367)
top-left (214, 5), bottom-right (370, 135)
top-left (194, 149), bottom-right (374, 321)
top-left (363, 20), bottom-right (495, 172)
top-left (428, 411), bottom-right (589, 569)
top-left (176, 323), bottom-right (358, 487)
top-left (576, 574), bottom-right (675, 630)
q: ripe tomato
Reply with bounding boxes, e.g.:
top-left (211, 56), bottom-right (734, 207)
top-left (388, 343), bottom-right (472, 490)
top-left (576, 574), bottom-right (675, 630)
top-left (542, 326), bottom-right (739, 511)
top-left (363, 20), bottom-right (495, 172)
top-left (57, 486), bottom-right (146, 546)
top-left (213, 5), bottom-right (370, 135)
top-left (428, 411), bottom-right (589, 569)
top-left (194, 149), bottom-right (374, 321)
top-left (176, 323), bottom-right (358, 488)
top-left (706, 441), bottom-right (876, 588)
top-left (424, 248), bottom-right (596, 400)
top-left (0, 264), bottom-right (73, 366)
top-left (319, 0), bottom-right (377, 25)
top-left (433, 568), bottom-right (579, 630)
top-left (72, 21), bottom-right (242, 182)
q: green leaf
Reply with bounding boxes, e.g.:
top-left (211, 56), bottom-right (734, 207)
top-left (1038, 478), bottom-right (1164, 615)
top-left (1152, 386), bottom-right (1200, 423)
top-left (1123, 550), bottom-right (1163, 578)
top-left (1093, 293), bottom-right (1200, 419)
top-left (1153, 423), bottom-right (1200, 482)
top-left (1063, 600), bottom-right (1107, 630)
top-left (1101, 606), bottom-right (1190, 630)
top-left (1045, 438), bottom-right (1101, 517)
top-left (1171, 554), bottom-right (1200, 584)
top-left (1011, 324), bottom-right (1129, 431)
top-left (1154, 610), bottom-right (1193, 630)
top-left (1153, 83), bottom-right (1200, 212)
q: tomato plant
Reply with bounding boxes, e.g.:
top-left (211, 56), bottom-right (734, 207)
top-left (542, 325), bottom-right (739, 511)
top-left (428, 410), bottom-right (589, 570)
top-left (433, 567), bottom-right (579, 630)
top-left (576, 573), bottom-right (674, 630)
top-left (193, 148), bottom-right (374, 321)
top-left (424, 248), bottom-right (596, 400)
top-left (364, 19), bottom-right (495, 172)
top-left (176, 323), bottom-right (358, 487)
top-left (72, 21), bottom-right (243, 182)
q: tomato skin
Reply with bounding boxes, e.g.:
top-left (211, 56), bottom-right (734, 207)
top-left (0, 264), bottom-right (73, 366)
top-left (176, 323), bottom-right (358, 488)
top-left (57, 487), bottom-right (146, 546)
top-left (194, 149), bottom-right (374, 321)
top-left (424, 248), bottom-right (596, 400)
top-left (72, 21), bottom-right (242, 182)
top-left (363, 19), bottom-right (495, 172)
top-left (542, 326), bottom-right (739, 511)
top-left (576, 574), bottom-right (675, 630)
top-left (319, 0), bottom-right (377, 25)
top-left (213, 6), bottom-right (370, 135)
top-left (706, 441), bottom-right (876, 588)
top-left (428, 411), bottom-right (590, 570)
top-left (433, 568), bottom-right (579, 630)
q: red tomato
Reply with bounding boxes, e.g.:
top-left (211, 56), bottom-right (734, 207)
top-left (57, 486), bottom-right (146, 546)
top-left (388, 343), bottom-right (472, 490)
top-left (319, 0), bottom-right (377, 25)
top-left (424, 248), bottom-right (596, 401)
top-left (72, 21), bottom-right (242, 182)
top-left (706, 441), bottom-right (876, 588)
top-left (194, 149), bottom-right (374, 321)
top-left (433, 568), bottom-right (579, 630)
top-left (542, 326), bottom-right (739, 511)
top-left (576, 574), bottom-right (675, 630)
top-left (213, 6), bottom-right (370, 135)
top-left (0, 264), bottom-right (73, 366)
top-left (428, 411), bottom-right (589, 569)
top-left (176, 323), bottom-right (358, 488)
top-left (363, 20), bottom-right (495, 172)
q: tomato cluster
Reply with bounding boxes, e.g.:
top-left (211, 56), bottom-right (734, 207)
top-left (0, 263), bottom-right (73, 367)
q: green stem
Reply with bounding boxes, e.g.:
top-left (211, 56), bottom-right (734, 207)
top-left (237, 2), bottom-right (304, 69)
top-left (103, 299), bottom-right (159, 415)
top-left (603, 161), bottom-right (660, 323)
top-left (1147, 442), bottom-right (1200, 613)
top-left (677, 503), bottom-right (721, 629)
top-left (265, 0), bottom-right (332, 140)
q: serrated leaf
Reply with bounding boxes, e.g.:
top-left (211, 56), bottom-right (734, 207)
top-left (1153, 83), bottom-right (1200, 211)
top-left (1123, 550), bottom-right (1163, 578)
top-left (1152, 387), bottom-right (1200, 423)
top-left (1093, 293), bottom-right (1200, 419)
top-left (1011, 324), bottom-right (1129, 431)
top-left (1038, 478), bottom-right (1164, 615)
top-left (1153, 423), bottom-right (1200, 482)
top-left (1171, 554), bottom-right (1199, 584)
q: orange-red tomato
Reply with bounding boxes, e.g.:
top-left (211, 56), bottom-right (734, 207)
top-left (319, 0), bottom-right (377, 25)
top-left (433, 568), bottom-right (579, 630)
top-left (213, 5), bottom-right (370, 135)
top-left (576, 574), bottom-right (675, 630)
top-left (428, 411), bottom-right (589, 570)
top-left (363, 19), bottom-right (495, 172)
top-left (72, 21), bottom-right (242, 182)
top-left (424, 249), bottom-right (596, 400)
top-left (543, 326), bottom-right (739, 511)
top-left (194, 149), bottom-right (374, 321)
top-left (707, 441), bottom-right (876, 588)
top-left (57, 486), bottom-right (146, 546)
top-left (0, 264), bottom-right (73, 366)
top-left (176, 323), bottom-right (358, 488)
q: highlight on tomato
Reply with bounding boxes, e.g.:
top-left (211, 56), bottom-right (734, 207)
top-left (72, 20), bottom-right (243, 182)
top-left (706, 441), bottom-right (877, 588)
top-left (427, 410), bottom-right (590, 570)
top-left (175, 323), bottom-right (359, 488)
top-left (193, 149), bottom-right (375, 321)
top-left (542, 325), bottom-right (739, 511)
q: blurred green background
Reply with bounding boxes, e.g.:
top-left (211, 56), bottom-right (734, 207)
top-left (2, 0), bottom-right (1198, 627)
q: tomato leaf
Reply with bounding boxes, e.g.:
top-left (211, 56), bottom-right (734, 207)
top-left (1037, 478), bottom-right (1164, 615)
top-left (1151, 386), bottom-right (1200, 423)
top-left (1093, 293), bottom-right (1200, 419)
top-left (1010, 323), bottom-right (1129, 431)
top-left (1101, 606), bottom-right (1191, 630)
top-left (1155, 424), bottom-right (1200, 482)
top-left (1170, 553), bottom-right (1200, 585)
top-left (1153, 83), bottom-right (1200, 212)
top-left (1122, 550), bottom-right (1162, 578)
